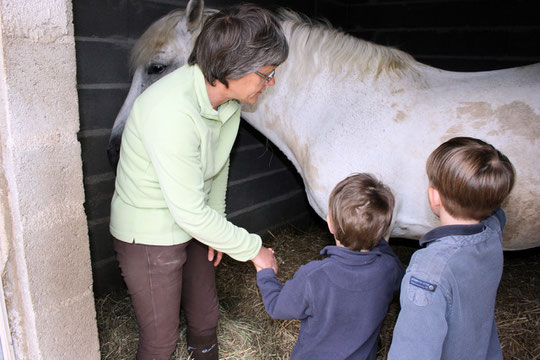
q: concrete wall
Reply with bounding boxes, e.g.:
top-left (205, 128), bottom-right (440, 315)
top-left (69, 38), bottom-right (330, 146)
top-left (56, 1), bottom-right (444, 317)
top-left (0, 0), bottom-right (100, 359)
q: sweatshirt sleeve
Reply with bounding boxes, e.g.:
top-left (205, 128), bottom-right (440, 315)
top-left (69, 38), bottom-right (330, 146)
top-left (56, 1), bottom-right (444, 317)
top-left (207, 158), bottom-right (229, 217)
top-left (256, 268), bottom-right (312, 321)
top-left (142, 110), bottom-right (261, 261)
top-left (388, 272), bottom-right (448, 359)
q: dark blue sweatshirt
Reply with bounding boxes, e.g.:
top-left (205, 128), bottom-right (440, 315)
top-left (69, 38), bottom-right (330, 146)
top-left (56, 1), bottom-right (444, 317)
top-left (257, 239), bottom-right (404, 360)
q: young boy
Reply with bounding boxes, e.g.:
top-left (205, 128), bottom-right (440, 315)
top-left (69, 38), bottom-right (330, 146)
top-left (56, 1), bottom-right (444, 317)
top-left (388, 137), bottom-right (515, 360)
top-left (256, 173), bottom-right (405, 360)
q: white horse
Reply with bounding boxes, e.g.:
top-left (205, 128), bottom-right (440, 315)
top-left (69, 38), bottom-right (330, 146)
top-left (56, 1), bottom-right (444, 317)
top-left (108, 0), bottom-right (540, 250)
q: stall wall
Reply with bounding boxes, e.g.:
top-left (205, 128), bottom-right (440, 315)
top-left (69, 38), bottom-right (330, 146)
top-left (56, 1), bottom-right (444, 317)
top-left (319, 0), bottom-right (539, 71)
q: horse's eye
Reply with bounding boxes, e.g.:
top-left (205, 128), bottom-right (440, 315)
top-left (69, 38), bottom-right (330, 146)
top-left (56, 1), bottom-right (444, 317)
top-left (147, 64), bottom-right (166, 75)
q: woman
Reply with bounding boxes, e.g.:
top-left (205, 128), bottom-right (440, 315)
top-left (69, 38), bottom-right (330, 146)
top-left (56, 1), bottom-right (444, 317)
top-left (110, 4), bottom-right (289, 360)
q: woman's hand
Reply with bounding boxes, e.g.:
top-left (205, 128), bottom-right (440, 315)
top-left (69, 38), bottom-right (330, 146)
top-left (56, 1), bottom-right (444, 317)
top-left (207, 247), bottom-right (223, 267)
top-left (251, 246), bottom-right (278, 273)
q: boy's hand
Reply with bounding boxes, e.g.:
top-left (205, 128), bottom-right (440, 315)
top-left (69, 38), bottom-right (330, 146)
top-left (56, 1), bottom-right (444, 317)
top-left (251, 246), bottom-right (278, 274)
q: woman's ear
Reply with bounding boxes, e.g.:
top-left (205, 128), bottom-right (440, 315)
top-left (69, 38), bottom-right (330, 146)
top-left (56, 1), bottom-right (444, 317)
top-left (326, 214), bottom-right (334, 234)
top-left (428, 186), bottom-right (441, 217)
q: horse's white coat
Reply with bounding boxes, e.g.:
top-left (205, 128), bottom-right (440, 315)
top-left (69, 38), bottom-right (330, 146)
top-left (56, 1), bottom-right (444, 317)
top-left (109, 0), bottom-right (540, 250)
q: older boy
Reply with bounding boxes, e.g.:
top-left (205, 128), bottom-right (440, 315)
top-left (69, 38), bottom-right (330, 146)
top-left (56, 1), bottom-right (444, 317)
top-left (388, 137), bottom-right (515, 360)
top-left (256, 173), bottom-right (405, 360)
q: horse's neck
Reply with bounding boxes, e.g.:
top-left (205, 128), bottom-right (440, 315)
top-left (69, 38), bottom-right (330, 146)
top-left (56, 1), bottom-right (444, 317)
top-left (242, 54), bottom-right (416, 171)
top-left (242, 33), bottom-right (540, 180)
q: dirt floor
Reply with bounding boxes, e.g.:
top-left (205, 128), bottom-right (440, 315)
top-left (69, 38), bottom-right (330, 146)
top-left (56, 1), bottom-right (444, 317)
top-left (96, 222), bottom-right (540, 359)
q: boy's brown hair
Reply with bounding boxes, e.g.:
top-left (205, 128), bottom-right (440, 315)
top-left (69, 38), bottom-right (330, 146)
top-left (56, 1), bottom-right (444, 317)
top-left (328, 173), bottom-right (395, 251)
top-left (426, 137), bottom-right (515, 221)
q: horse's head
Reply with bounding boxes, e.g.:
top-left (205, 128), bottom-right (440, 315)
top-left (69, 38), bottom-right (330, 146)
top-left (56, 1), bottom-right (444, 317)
top-left (107, 0), bottom-right (213, 168)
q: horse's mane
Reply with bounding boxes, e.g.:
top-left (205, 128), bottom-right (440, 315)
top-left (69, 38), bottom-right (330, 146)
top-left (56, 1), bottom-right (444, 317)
top-left (278, 9), bottom-right (417, 78)
top-left (130, 7), bottom-right (417, 78)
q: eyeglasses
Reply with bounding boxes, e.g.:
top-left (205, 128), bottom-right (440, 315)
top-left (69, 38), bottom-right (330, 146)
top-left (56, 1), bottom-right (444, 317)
top-left (255, 69), bottom-right (276, 84)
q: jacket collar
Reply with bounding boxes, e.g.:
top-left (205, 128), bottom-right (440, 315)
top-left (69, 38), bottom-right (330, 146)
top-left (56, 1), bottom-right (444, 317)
top-left (419, 223), bottom-right (484, 246)
top-left (320, 245), bottom-right (383, 266)
top-left (192, 65), bottom-right (240, 123)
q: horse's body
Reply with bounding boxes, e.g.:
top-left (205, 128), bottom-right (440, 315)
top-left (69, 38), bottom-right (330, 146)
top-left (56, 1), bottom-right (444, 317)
top-left (108, 0), bottom-right (540, 250)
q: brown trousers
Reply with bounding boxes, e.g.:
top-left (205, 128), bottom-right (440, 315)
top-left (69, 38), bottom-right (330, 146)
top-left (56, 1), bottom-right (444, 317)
top-left (113, 238), bottom-right (219, 360)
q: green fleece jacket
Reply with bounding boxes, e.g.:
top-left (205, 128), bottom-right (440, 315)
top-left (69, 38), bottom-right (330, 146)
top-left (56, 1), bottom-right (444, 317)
top-left (110, 65), bottom-right (262, 261)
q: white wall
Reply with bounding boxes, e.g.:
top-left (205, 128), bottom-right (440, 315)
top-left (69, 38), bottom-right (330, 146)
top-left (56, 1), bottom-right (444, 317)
top-left (0, 0), bottom-right (99, 358)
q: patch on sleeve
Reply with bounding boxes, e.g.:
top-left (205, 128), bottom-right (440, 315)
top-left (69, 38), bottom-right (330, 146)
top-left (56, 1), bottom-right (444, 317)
top-left (406, 275), bottom-right (439, 306)
top-left (410, 276), bottom-right (437, 292)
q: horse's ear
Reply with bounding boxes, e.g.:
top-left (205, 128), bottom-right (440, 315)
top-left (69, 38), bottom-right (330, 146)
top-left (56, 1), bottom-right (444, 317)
top-left (185, 0), bottom-right (204, 32)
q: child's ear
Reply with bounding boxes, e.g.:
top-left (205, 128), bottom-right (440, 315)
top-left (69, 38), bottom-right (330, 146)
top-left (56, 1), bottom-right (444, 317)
top-left (326, 214), bottom-right (334, 234)
top-left (428, 186), bottom-right (441, 217)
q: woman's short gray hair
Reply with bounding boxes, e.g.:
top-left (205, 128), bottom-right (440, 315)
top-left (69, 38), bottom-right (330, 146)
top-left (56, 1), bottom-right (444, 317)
top-left (188, 3), bottom-right (289, 87)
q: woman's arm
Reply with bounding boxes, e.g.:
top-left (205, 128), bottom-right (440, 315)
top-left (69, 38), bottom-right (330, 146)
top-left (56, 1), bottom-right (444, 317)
top-left (207, 158), bottom-right (230, 217)
top-left (142, 110), bottom-right (261, 261)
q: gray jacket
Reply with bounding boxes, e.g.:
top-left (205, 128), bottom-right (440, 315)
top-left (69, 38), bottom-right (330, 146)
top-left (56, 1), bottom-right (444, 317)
top-left (388, 208), bottom-right (505, 360)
